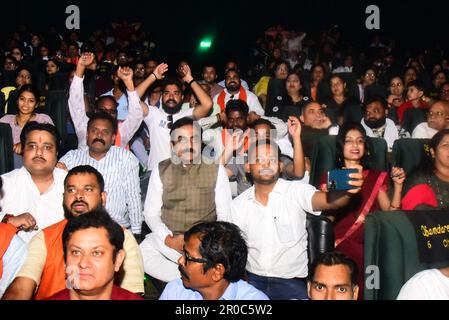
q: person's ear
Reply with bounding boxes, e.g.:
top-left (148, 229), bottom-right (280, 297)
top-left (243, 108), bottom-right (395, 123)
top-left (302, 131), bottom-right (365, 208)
top-left (101, 191), bottom-right (107, 207)
top-left (430, 147), bottom-right (435, 159)
top-left (279, 160), bottom-right (284, 172)
top-left (385, 108), bottom-right (389, 117)
top-left (307, 281), bottom-right (312, 299)
top-left (211, 263), bottom-right (225, 282)
top-left (300, 115), bottom-right (305, 123)
top-left (114, 249), bottom-right (126, 272)
top-left (352, 284), bottom-right (359, 300)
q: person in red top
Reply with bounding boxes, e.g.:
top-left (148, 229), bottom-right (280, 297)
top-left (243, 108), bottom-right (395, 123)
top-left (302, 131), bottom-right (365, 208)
top-left (397, 80), bottom-right (429, 124)
top-left (47, 209), bottom-right (143, 300)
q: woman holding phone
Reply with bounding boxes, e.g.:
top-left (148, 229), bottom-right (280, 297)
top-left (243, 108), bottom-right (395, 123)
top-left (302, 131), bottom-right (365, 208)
top-left (319, 122), bottom-right (405, 298)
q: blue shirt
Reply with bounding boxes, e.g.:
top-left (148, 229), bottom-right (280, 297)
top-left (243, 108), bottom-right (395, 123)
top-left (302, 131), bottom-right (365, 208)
top-left (159, 278), bottom-right (269, 300)
top-left (0, 235), bottom-right (27, 298)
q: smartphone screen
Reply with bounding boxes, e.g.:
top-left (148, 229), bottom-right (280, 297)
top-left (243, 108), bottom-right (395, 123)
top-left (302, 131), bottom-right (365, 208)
top-left (327, 168), bottom-right (358, 190)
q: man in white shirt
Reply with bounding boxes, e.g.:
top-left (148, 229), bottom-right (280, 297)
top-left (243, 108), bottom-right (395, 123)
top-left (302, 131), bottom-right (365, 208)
top-left (58, 112), bottom-right (142, 236)
top-left (361, 97), bottom-right (399, 151)
top-left (0, 122), bottom-right (66, 243)
top-left (214, 68), bottom-right (264, 116)
top-left (140, 117), bottom-right (232, 283)
top-left (217, 60), bottom-right (250, 90)
top-left (412, 100), bottom-right (449, 139)
top-left (397, 266), bottom-right (449, 300)
top-left (69, 52), bottom-right (144, 149)
top-left (137, 62), bottom-right (213, 171)
top-left (225, 139), bottom-right (364, 300)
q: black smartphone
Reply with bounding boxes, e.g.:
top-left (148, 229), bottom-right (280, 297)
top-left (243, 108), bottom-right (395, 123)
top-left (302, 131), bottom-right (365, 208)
top-left (327, 168), bottom-right (358, 190)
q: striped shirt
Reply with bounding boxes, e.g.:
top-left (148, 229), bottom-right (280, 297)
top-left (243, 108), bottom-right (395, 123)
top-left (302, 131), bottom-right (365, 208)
top-left (59, 146), bottom-right (143, 234)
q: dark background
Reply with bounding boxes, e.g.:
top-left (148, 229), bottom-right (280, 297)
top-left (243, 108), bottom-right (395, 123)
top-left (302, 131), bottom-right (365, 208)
top-left (0, 0), bottom-right (446, 75)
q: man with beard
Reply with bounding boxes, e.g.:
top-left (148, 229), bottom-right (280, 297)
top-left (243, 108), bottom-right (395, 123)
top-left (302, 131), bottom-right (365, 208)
top-left (0, 122), bottom-right (66, 244)
top-left (159, 221), bottom-right (268, 300)
top-left (69, 52), bottom-right (146, 149)
top-left (140, 117), bottom-right (232, 283)
top-left (214, 68), bottom-right (264, 116)
top-left (224, 139), bottom-right (364, 300)
top-left (137, 62), bottom-right (213, 171)
top-left (58, 112), bottom-right (142, 237)
top-left (201, 64), bottom-right (223, 98)
top-left (361, 97), bottom-right (399, 152)
top-left (2, 165), bottom-right (144, 300)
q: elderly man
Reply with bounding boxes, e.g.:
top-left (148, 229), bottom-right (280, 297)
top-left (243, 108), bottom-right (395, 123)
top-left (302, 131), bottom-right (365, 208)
top-left (0, 122), bottom-right (66, 243)
top-left (412, 100), bottom-right (449, 139)
top-left (140, 117), bottom-right (232, 283)
top-left (160, 221), bottom-right (268, 300)
top-left (3, 165), bottom-right (143, 300)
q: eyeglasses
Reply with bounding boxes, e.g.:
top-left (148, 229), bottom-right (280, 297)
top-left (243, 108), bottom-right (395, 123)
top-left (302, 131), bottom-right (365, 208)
top-left (167, 115), bottom-right (173, 129)
top-left (183, 249), bottom-right (208, 264)
top-left (427, 111), bottom-right (446, 118)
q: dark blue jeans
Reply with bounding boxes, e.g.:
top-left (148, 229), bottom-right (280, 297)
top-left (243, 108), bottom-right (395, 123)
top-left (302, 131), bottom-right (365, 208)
top-left (247, 272), bottom-right (308, 300)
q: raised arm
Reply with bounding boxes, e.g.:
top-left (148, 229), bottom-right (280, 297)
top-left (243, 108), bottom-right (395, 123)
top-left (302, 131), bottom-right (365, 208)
top-left (69, 52), bottom-right (96, 149)
top-left (136, 63), bottom-right (168, 99)
top-left (177, 63), bottom-right (213, 119)
top-left (311, 164), bottom-right (364, 211)
top-left (116, 66), bottom-right (144, 147)
top-left (285, 116), bottom-right (305, 179)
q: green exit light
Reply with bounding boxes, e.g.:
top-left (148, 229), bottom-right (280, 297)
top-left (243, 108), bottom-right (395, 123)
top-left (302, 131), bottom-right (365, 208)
top-left (200, 41), bottom-right (212, 48)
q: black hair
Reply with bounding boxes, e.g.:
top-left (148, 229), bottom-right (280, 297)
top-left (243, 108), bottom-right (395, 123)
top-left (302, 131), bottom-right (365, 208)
top-left (64, 165), bottom-right (105, 193)
top-left (251, 118), bottom-right (276, 131)
top-left (62, 208), bottom-right (124, 262)
top-left (4, 54), bottom-right (18, 66)
top-left (363, 96), bottom-right (388, 112)
top-left (169, 117), bottom-right (193, 137)
top-left (184, 221), bottom-right (248, 282)
top-left (87, 111), bottom-right (118, 135)
top-left (162, 77), bottom-right (183, 92)
top-left (308, 251), bottom-right (358, 286)
top-left (224, 68), bottom-right (240, 78)
top-left (406, 79), bottom-right (426, 94)
top-left (335, 122), bottom-right (369, 168)
top-left (248, 138), bottom-right (282, 162)
top-left (225, 99), bottom-right (249, 117)
top-left (20, 121), bottom-right (60, 153)
top-left (16, 84), bottom-right (40, 108)
top-left (272, 60), bottom-right (290, 77)
top-left (15, 66), bottom-right (34, 84)
top-left (95, 95), bottom-right (119, 110)
top-left (430, 128), bottom-right (449, 152)
top-left (46, 58), bottom-right (61, 71)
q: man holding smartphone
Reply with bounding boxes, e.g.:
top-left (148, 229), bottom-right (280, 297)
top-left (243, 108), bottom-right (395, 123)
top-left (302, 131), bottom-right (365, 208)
top-left (224, 139), bottom-right (364, 300)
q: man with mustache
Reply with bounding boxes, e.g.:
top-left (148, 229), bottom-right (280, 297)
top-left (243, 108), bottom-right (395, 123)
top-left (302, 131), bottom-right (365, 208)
top-left (159, 221), bottom-right (268, 300)
top-left (361, 97), bottom-right (399, 152)
top-left (214, 68), bottom-right (264, 116)
top-left (0, 122), bottom-right (66, 244)
top-left (58, 112), bottom-right (143, 238)
top-left (224, 139), bottom-right (364, 300)
top-left (136, 61), bottom-right (213, 172)
top-left (140, 117), bottom-right (232, 283)
top-left (69, 52), bottom-right (148, 149)
top-left (2, 165), bottom-right (144, 300)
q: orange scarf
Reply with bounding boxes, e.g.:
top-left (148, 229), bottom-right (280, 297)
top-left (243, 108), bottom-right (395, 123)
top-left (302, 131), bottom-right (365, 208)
top-left (217, 87), bottom-right (247, 111)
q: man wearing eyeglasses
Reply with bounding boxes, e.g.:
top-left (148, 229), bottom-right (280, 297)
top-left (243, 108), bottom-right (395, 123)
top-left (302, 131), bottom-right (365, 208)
top-left (159, 221), bottom-right (268, 300)
top-left (140, 117), bottom-right (232, 283)
top-left (136, 61), bottom-right (213, 171)
top-left (413, 100), bottom-right (449, 139)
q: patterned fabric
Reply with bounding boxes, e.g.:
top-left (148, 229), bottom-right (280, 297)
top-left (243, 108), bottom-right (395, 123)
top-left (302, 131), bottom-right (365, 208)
top-left (59, 146), bottom-right (142, 233)
top-left (158, 159), bottom-right (218, 234)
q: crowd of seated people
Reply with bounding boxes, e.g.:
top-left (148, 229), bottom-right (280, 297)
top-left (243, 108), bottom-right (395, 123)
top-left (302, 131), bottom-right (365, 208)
top-left (0, 21), bottom-right (448, 301)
